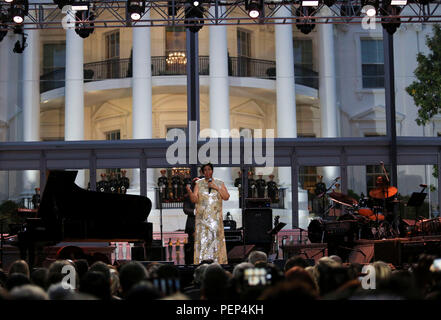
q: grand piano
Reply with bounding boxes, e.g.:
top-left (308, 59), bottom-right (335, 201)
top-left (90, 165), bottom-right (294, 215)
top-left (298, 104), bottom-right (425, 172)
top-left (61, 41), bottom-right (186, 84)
top-left (16, 170), bottom-right (153, 266)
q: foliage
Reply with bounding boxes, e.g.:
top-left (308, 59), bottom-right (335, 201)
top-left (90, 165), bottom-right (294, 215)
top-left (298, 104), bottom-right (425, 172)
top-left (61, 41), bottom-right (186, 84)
top-left (406, 24), bottom-right (441, 125)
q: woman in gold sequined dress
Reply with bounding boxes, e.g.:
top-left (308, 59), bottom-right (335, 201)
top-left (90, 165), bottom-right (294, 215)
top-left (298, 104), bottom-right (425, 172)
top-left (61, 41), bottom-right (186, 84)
top-left (186, 163), bottom-right (230, 264)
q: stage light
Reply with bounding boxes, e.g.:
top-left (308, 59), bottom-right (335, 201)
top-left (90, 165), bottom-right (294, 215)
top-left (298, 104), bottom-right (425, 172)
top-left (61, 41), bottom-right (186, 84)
top-left (185, 0), bottom-right (204, 32)
top-left (13, 30), bottom-right (27, 53)
top-left (245, 0), bottom-right (263, 19)
top-left (12, 8), bottom-right (24, 24)
top-left (391, 0), bottom-right (407, 5)
top-left (324, 0), bottom-right (336, 7)
top-left (71, 2), bottom-right (89, 11)
top-left (74, 9), bottom-right (95, 38)
top-left (0, 26), bottom-right (7, 42)
top-left (53, 0), bottom-right (75, 10)
top-left (362, 0), bottom-right (379, 17)
top-left (302, 1), bottom-right (319, 6)
top-left (296, 6), bottom-right (316, 35)
top-left (5, 0), bottom-right (14, 3)
top-left (381, 1), bottom-right (402, 34)
top-left (128, 0), bottom-right (145, 21)
top-left (9, 0), bottom-right (28, 24)
top-left (192, 0), bottom-right (200, 6)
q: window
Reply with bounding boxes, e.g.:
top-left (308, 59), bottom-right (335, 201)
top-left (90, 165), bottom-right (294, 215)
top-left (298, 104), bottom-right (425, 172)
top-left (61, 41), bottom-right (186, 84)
top-left (106, 130), bottom-right (121, 141)
top-left (294, 39), bottom-right (313, 70)
top-left (42, 43), bottom-right (66, 92)
top-left (165, 27), bottom-right (187, 73)
top-left (237, 29), bottom-right (252, 76)
top-left (361, 39), bottom-right (384, 88)
top-left (105, 31), bottom-right (120, 78)
top-left (165, 26), bottom-right (186, 54)
top-left (43, 43), bottom-right (66, 75)
top-left (298, 134), bottom-right (317, 194)
top-left (365, 134), bottom-right (389, 192)
top-left (106, 130), bottom-right (121, 175)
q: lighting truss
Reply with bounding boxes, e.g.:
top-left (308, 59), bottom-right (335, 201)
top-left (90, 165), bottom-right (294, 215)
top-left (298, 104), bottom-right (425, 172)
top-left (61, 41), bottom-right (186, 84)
top-left (0, 0), bottom-right (440, 30)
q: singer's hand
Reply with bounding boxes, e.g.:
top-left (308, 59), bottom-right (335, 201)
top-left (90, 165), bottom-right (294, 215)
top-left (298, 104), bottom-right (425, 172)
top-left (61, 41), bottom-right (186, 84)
top-left (208, 181), bottom-right (218, 191)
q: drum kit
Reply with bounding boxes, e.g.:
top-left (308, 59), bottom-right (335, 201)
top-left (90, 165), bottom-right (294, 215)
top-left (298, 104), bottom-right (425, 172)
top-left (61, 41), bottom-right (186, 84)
top-left (311, 173), bottom-right (401, 241)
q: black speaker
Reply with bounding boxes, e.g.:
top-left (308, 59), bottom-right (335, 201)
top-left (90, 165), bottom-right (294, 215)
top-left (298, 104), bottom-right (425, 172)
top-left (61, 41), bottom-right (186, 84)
top-left (242, 208), bottom-right (272, 244)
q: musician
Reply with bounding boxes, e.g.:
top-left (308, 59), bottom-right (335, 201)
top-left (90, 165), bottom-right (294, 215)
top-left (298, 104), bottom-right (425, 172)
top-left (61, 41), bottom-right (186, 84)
top-left (158, 169), bottom-right (169, 201)
top-left (172, 174), bottom-right (182, 201)
top-left (183, 176), bottom-right (200, 265)
top-left (31, 187), bottom-right (40, 210)
top-left (267, 174), bottom-right (278, 203)
top-left (118, 170), bottom-right (130, 194)
top-left (255, 174), bottom-right (266, 198)
top-left (108, 173), bottom-right (119, 193)
top-left (97, 173), bottom-right (109, 193)
top-left (247, 172), bottom-right (256, 198)
top-left (234, 171), bottom-right (243, 206)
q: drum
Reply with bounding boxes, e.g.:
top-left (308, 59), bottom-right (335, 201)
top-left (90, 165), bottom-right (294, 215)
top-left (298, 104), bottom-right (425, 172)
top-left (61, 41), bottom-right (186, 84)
top-left (308, 219), bottom-right (325, 243)
top-left (368, 213), bottom-right (385, 221)
top-left (358, 208), bottom-right (374, 217)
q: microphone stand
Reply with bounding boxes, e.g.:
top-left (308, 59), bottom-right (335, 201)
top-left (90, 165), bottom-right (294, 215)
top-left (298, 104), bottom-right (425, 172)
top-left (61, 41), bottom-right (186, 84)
top-left (321, 178), bottom-right (341, 218)
top-left (159, 187), bottom-right (164, 261)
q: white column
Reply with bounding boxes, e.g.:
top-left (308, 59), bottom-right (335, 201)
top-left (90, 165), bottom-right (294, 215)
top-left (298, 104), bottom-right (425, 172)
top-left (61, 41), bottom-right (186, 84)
top-left (65, 25), bottom-right (85, 187)
top-left (318, 8), bottom-right (340, 186)
top-left (22, 27), bottom-right (41, 195)
top-left (209, 5), bottom-right (232, 186)
top-left (131, 10), bottom-right (153, 194)
top-left (275, 6), bottom-right (297, 187)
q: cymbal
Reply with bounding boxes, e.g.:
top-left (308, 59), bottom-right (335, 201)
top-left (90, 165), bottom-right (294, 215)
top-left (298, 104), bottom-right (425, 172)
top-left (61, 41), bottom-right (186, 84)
top-left (328, 191), bottom-right (358, 207)
top-left (369, 186), bottom-right (398, 199)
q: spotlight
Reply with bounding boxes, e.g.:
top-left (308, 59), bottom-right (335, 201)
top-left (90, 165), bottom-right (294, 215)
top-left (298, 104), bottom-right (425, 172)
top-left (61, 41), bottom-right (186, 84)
top-left (361, 0), bottom-right (379, 17)
top-left (381, 1), bottom-right (402, 34)
top-left (128, 0), bottom-right (145, 21)
top-left (74, 9), bottom-right (95, 38)
top-left (9, 0), bottom-right (28, 24)
top-left (5, 0), bottom-right (14, 3)
top-left (0, 14), bottom-right (8, 42)
top-left (391, 0), bottom-right (407, 4)
top-left (53, 0), bottom-right (75, 10)
top-left (296, 6), bottom-right (316, 35)
top-left (324, 0), bottom-right (336, 7)
top-left (245, 0), bottom-right (263, 19)
top-left (302, 1), bottom-right (319, 6)
top-left (185, 0), bottom-right (204, 32)
top-left (13, 32), bottom-right (27, 53)
top-left (0, 26), bottom-right (7, 42)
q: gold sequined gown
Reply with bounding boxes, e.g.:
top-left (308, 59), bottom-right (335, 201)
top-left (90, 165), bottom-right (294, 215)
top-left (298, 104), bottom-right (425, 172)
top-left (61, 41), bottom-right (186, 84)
top-left (194, 178), bottom-right (228, 264)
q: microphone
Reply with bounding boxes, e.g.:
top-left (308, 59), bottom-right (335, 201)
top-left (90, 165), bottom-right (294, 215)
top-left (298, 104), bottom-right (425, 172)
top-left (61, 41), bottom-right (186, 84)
top-left (208, 178), bottom-right (212, 194)
top-left (420, 184), bottom-right (428, 188)
top-left (335, 177), bottom-right (341, 181)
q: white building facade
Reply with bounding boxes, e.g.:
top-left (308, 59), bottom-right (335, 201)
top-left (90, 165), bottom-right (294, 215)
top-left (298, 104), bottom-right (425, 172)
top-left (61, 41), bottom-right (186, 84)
top-left (0, 4), bottom-right (440, 231)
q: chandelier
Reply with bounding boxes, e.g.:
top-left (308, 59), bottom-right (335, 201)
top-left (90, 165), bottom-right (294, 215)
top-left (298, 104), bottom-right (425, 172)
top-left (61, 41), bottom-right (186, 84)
top-left (166, 51), bottom-right (187, 65)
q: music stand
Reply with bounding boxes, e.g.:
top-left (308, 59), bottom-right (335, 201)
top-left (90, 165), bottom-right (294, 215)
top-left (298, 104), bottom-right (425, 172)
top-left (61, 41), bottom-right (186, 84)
top-left (407, 192), bottom-right (427, 235)
top-left (267, 222), bottom-right (286, 260)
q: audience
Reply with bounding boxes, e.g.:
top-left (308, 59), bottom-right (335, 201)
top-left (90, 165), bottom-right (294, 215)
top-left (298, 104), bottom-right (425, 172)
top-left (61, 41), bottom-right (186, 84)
top-left (1, 249), bottom-right (441, 301)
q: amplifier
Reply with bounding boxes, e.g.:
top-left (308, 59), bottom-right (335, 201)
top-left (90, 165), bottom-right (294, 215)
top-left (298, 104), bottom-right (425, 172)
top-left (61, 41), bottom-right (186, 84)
top-left (224, 230), bottom-right (243, 242)
top-left (245, 198), bottom-right (271, 209)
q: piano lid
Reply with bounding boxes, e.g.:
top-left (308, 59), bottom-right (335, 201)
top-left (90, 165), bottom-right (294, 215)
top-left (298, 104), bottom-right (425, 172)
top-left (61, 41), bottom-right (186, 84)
top-left (38, 170), bottom-right (152, 225)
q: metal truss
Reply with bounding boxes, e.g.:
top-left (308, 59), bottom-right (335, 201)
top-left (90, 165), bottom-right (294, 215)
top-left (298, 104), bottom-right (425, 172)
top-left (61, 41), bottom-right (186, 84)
top-left (1, 0), bottom-right (441, 30)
